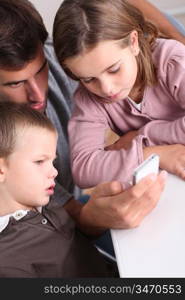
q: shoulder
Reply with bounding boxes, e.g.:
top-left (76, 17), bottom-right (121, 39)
top-left (72, 85), bottom-right (109, 119)
top-left (74, 85), bottom-right (105, 113)
top-left (44, 37), bottom-right (55, 58)
top-left (74, 84), bottom-right (106, 107)
top-left (152, 38), bottom-right (185, 75)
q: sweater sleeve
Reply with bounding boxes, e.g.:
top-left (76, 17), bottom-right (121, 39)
top-left (68, 88), bottom-right (147, 188)
top-left (139, 45), bottom-right (185, 146)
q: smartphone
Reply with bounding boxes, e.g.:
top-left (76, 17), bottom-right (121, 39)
top-left (133, 154), bottom-right (160, 184)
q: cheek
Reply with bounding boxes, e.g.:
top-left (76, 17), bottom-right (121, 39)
top-left (37, 71), bottom-right (48, 92)
top-left (124, 60), bottom-right (138, 83)
top-left (0, 88), bottom-right (26, 103)
top-left (131, 57), bottom-right (138, 77)
top-left (6, 167), bottom-right (27, 183)
top-left (83, 83), bottom-right (97, 94)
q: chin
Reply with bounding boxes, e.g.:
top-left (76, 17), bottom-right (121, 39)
top-left (38, 197), bottom-right (50, 207)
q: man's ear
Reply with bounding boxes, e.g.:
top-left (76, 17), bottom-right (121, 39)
top-left (130, 30), bottom-right (140, 56)
top-left (0, 158), bottom-right (7, 182)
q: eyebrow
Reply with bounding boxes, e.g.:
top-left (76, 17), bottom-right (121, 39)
top-left (78, 59), bottom-right (121, 80)
top-left (36, 154), bottom-right (57, 160)
top-left (2, 59), bottom-right (47, 86)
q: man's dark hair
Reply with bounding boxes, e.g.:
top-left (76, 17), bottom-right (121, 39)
top-left (0, 0), bottom-right (48, 69)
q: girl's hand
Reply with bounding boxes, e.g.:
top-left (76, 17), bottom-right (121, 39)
top-left (105, 130), bottom-right (138, 151)
top-left (143, 144), bottom-right (185, 180)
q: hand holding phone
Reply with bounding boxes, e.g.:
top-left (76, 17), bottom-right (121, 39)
top-left (133, 154), bottom-right (160, 184)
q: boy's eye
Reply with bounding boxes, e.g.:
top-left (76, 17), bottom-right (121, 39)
top-left (35, 160), bottom-right (44, 165)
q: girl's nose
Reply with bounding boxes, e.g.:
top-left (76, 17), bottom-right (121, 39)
top-left (100, 77), bottom-right (113, 96)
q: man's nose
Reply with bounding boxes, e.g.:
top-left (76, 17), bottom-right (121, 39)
top-left (26, 78), bottom-right (45, 102)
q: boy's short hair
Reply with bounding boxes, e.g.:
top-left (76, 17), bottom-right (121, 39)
top-left (0, 102), bottom-right (56, 158)
top-left (0, 0), bottom-right (48, 69)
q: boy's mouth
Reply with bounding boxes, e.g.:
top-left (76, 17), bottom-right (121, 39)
top-left (46, 184), bottom-right (55, 195)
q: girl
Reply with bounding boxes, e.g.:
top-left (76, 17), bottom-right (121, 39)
top-left (53, 0), bottom-right (185, 188)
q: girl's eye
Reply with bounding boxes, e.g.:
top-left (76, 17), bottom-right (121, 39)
top-left (109, 66), bottom-right (120, 74)
top-left (81, 78), bottom-right (94, 84)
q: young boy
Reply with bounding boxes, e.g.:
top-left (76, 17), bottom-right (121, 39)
top-left (0, 102), bottom-right (114, 278)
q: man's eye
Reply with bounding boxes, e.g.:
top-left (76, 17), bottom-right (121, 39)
top-left (9, 82), bottom-right (24, 88)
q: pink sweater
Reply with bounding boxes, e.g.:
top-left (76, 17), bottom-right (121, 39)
top-left (68, 39), bottom-right (185, 188)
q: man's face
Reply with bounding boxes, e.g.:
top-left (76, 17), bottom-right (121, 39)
top-left (0, 46), bottom-right (49, 112)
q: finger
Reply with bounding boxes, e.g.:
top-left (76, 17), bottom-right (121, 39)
top-left (137, 170), bottom-right (167, 207)
top-left (174, 164), bottom-right (185, 180)
top-left (104, 144), bottom-right (114, 151)
top-left (127, 182), bottom-right (163, 227)
top-left (129, 173), bottom-right (159, 198)
top-left (113, 171), bottom-right (167, 228)
top-left (158, 170), bottom-right (168, 187)
top-left (136, 170), bottom-right (167, 213)
top-left (91, 181), bottom-right (124, 198)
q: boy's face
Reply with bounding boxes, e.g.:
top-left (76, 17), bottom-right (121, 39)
top-left (0, 46), bottom-right (49, 113)
top-left (2, 126), bottom-right (58, 212)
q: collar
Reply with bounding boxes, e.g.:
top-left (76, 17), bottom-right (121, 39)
top-left (0, 207), bottom-right (42, 233)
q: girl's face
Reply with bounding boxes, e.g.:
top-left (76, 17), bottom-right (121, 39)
top-left (65, 31), bottom-right (140, 102)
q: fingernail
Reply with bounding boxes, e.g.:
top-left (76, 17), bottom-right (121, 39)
top-left (149, 174), bottom-right (157, 181)
top-left (160, 170), bottom-right (168, 179)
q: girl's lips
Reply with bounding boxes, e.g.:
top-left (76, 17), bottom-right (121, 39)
top-left (108, 93), bottom-right (120, 99)
top-left (107, 90), bottom-right (122, 100)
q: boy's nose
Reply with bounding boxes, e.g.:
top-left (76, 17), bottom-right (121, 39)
top-left (51, 166), bottom-right (58, 179)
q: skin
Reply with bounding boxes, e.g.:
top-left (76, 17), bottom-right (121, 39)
top-left (0, 38), bottom-right (166, 235)
top-left (65, 31), bottom-right (185, 183)
top-left (79, 173), bottom-right (166, 230)
top-left (0, 127), bottom-right (58, 216)
top-left (65, 32), bottom-right (140, 102)
top-left (0, 45), bottom-right (48, 112)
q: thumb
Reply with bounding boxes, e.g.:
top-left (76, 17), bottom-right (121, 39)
top-left (91, 181), bottom-right (124, 198)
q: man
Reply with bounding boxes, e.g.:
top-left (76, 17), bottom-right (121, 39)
top-left (0, 0), bottom-right (170, 240)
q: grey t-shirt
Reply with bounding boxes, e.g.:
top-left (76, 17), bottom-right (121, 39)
top-left (44, 39), bottom-right (80, 205)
